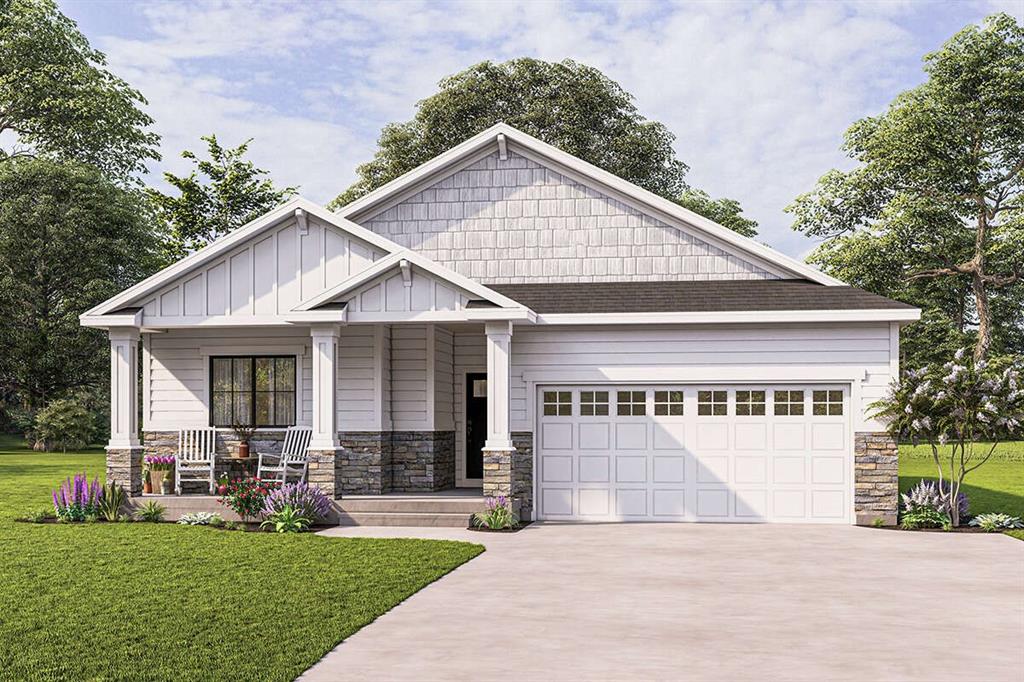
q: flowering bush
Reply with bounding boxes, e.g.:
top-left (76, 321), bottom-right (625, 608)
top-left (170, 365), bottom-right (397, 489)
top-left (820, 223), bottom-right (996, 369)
top-left (901, 479), bottom-right (969, 519)
top-left (873, 348), bottom-right (1023, 526)
top-left (900, 505), bottom-right (951, 531)
top-left (472, 496), bottom-right (518, 530)
top-left (144, 455), bottom-right (175, 471)
top-left (52, 473), bottom-right (102, 521)
top-left (260, 505), bottom-right (311, 533)
top-left (262, 482), bottom-right (331, 522)
top-left (218, 477), bottom-right (280, 521)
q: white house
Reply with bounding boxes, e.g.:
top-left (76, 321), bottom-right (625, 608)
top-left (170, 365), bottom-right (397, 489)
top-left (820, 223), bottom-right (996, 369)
top-left (81, 124), bottom-right (919, 525)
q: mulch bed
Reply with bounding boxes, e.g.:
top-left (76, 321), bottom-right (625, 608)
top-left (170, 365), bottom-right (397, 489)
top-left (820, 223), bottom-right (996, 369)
top-left (466, 521), bottom-right (533, 533)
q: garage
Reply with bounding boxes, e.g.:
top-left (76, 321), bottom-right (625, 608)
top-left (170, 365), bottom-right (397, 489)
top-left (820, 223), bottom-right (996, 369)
top-left (536, 384), bottom-right (852, 523)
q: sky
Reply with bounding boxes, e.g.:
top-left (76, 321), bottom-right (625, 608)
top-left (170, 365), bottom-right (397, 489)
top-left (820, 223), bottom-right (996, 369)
top-left (60, 0), bottom-right (1023, 259)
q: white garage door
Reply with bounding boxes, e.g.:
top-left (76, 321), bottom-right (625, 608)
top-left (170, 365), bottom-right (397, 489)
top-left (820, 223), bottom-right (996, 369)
top-left (536, 385), bottom-right (852, 523)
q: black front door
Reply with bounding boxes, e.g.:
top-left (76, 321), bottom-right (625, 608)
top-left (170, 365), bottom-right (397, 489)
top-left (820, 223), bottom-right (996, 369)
top-left (465, 373), bottom-right (487, 480)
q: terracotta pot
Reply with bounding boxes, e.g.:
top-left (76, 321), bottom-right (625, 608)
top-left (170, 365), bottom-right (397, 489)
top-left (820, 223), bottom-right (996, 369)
top-left (234, 442), bottom-right (250, 459)
top-left (216, 484), bottom-right (228, 496)
top-left (143, 478), bottom-right (153, 494)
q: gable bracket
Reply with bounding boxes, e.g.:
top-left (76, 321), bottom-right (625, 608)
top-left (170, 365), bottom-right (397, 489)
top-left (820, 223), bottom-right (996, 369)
top-left (295, 208), bottom-right (308, 235)
top-left (400, 258), bottom-right (412, 287)
top-left (497, 133), bottom-right (508, 161)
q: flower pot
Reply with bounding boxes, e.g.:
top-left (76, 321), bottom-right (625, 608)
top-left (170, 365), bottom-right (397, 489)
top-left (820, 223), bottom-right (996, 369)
top-left (216, 484), bottom-right (228, 496)
top-left (150, 469), bottom-right (165, 492)
top-left (234, 442), bottom-right (249, 459)
top-left (160, 477), bottom-right (173, 495)
top-left (143, 478), bottom-right (152, 494)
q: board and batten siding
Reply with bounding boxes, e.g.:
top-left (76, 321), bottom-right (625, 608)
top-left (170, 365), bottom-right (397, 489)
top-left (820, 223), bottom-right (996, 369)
top-left (359, 150), bottom-right (782, 284)
top-left (453, 322), bottom-right (896, 441)
top-left (136, 216), bottom-right (385, 324)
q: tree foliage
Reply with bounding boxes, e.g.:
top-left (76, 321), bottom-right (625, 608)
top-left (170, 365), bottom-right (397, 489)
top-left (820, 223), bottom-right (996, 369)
top-left (329, 58), bottom-right (756, 236)
top-left (788, 14), bottom-right (1024, 362)
top-left (0, 158), bottom-right (161, 411)
top-left (0, 0), bottom-right (160, 181)
top-left (148, 135), bottom-right (297, 261)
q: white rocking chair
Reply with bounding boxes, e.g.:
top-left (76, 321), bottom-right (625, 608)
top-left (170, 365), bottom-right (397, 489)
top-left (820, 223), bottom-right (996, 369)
top-left (174, 427), bottom-right (218, 495)
top-left (257, 426), bottom-right (313, 484)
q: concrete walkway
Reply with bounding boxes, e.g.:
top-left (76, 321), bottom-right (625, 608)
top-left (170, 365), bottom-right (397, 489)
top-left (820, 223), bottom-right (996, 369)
top-left (303, 523), bottom-right (1023, 682)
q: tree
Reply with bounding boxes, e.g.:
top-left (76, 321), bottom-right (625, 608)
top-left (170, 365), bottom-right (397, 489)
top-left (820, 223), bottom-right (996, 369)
top-left (872, 349), bottom-right (1023, 527)
top-left (788, 14), bottom-right (1024, 362)
top-left (0, 0), bottom-right (159, 181)
top-left (149, 135), bottom-right (297, 261)
top-left (676, 189), bottom-right (758, 237)
top-left (329, 58), bottom-right (757, 236)
top-left (0, 158), bottom-right (161, 412)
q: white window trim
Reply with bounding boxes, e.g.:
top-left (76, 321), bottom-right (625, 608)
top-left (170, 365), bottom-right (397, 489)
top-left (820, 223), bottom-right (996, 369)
top-left (199, 344), bottom-right (308, 430)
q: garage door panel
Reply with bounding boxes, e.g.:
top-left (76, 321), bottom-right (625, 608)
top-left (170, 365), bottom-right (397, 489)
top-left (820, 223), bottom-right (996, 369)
top-left (578, 488), bottom-right (610, 516)
top-left (542, 455), bottom-right (573, 483)
top-left (578, 422), bottom-right (611, 449)
top-left (615, 489), bottom-right (648, 516)
top-left (537, 384), bottom-right (851, 523)
top-left (615, 456), bottom-right (647, 483)
top-left (578, 455), bottom-right (610, 483)
top-left (653, 422), bottom-right (686, 450)
top-left (542, 422), bottom-right (574, 450)
top-left (696, 489), bottom-right (729, 517)
top-left (652, 455), bottom-right (686, 483)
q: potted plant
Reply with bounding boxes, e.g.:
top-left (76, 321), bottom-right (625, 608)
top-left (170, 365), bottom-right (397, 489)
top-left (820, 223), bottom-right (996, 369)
top-left (142, 462), bottom-right (152, 494)
top-left (216, 474), bottom-right (229, 496)
top-left (144, 455), bottom-right (175, 494)
top-left (231, 422), bottom-right (256, 459)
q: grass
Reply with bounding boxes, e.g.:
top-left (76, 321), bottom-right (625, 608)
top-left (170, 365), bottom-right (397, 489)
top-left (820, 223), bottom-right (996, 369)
top-left (0, 435), bottom-right (483, 681)
top-left (898, 441), bottom-right (1024, 519)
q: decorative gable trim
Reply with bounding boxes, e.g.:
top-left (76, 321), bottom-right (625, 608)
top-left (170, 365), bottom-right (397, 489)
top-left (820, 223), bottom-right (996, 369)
top-left (336, 123), bottom-right (843, 286)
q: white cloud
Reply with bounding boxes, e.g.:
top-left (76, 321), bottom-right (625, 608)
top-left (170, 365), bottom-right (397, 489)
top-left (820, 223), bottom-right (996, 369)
top-left (61, 0), bottom-right (1006, 256)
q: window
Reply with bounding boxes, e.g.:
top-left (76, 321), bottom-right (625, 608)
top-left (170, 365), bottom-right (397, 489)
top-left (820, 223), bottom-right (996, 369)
top-left (211, 356), bottom-right (296, 427)
top-left (580, 391), bottom-right (609, 416)
top-left (472, 379), bottom-right (488, 398)
top-left (736, 390), bottom-right (766, 416)
top-left (543, 391), bottom-right (572, 416)
top-left (813, 390), bottom-right (844, 416)
top-left (774, 390), bottom-right (805, 416)
top-left (697, 390), bottom-right (727, 416)
top-left (617, 390), bottom-right (646, 416)
top-left (654, 390), bottom-right (684, 416)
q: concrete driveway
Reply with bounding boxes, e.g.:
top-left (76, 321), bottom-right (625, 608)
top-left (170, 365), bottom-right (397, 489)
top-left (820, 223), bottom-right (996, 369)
top-left (303, 523), bottom-right (1023, 682)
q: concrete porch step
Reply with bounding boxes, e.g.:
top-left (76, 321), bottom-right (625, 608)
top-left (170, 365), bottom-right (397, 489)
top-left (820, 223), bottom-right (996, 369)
top-left (338, 495), bottom-right (487, 514)
top-left (337, 511), bottom-right (475, 528)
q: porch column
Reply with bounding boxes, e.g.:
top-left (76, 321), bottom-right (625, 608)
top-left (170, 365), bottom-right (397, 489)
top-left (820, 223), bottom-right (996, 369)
top-left (482, 321), bottom-right (517, 506)
top-left (307, 323), bottom-right (342, 499)
top-left (106, 328), bottom-right (143, 495)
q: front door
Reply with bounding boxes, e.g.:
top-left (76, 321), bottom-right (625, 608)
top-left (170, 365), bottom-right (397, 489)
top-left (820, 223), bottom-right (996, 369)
top-left (464, 373), bottom-right (487, 480)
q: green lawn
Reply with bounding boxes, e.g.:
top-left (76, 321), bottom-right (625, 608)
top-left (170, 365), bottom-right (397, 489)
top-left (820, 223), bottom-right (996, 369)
top-left (0, 436), bottom-right (483, 681)
top-left (898, 441), bottom-right (1024, 518)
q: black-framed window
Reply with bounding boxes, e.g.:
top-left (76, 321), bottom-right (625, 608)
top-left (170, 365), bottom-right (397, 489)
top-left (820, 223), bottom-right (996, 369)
top-left (211, 356), bottom-right (296, 427)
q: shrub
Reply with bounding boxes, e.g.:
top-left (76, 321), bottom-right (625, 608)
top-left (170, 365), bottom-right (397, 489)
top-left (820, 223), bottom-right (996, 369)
top-left (177, 512), bottom-right (222, 526)
top-left (23, 508), bottom-right (52, 523)
top-left (96, 482), bottom-right (127, 521)
top-left (218, 477), bottom-right (280, 521)
top-left (901, 479), bottom-right (969, 519)
top-left (34, 398), bottom-right (95, 452)
top-left (968, 513), bottom-right (1024, 532)
top-left (52, 472), bottom-right (102, 521)
top-left (136, 500), bottom-right (165, 523)
top-left (900, 506), bottom-right (950, 530)
top-left (262, 482), bottom-right (331, 522)
top-left (260, 505), bottom-right (311, 533)
top-left (472, 496), bottom-right (518, 530)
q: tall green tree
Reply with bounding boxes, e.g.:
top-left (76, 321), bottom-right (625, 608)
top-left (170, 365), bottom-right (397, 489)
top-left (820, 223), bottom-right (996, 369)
top-left (0, 158), bottom-right (161, 411)
top-left (330, 58), bottom-right (756, 236)
top-left (788, 14), bottom-right (1024, 362)
top-left (148, 135), bottom-right (297, 261)
top-left (677, 189), bottom-right (758, 238)
top-left (0, 0), bottom-right (160, 181)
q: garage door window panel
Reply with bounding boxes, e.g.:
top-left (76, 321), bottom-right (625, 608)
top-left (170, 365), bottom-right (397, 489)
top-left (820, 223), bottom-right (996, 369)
top-left (774, 390), bottom-right (805, 416)
top-left (654, 390), bottom-right (685, 416)
top-left (580, 391), bottom-right (609, 416)
top-left (617, 391), bottom-right (646, 416)
top-left (697, 390), bottom-right (728, 416)
top-left (543, 391), bottom-right (573, 416)
top-left (812, 390), bottom-right (843, 416)
top-left (736, 390), bottom-right (766, 416)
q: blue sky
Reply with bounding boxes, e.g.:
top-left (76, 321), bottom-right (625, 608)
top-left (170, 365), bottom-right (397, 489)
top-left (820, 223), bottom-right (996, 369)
top-left (61, 0), bottom-right (1022, 258)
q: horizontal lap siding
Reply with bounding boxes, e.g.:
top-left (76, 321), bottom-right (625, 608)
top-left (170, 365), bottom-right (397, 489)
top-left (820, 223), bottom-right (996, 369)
top-left (391, 325), bottom-right (429, 429)
top-left (435, 327), bottom-right (455, 431)
top-left (339, 327), bottom-right (378, 429)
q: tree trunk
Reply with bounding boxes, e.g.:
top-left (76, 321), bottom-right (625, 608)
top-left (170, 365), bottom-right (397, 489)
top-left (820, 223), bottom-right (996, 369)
top-left (971, 269), bottom-right (991, 362)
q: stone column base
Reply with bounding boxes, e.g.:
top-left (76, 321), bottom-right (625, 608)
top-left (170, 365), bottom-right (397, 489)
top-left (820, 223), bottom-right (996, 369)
top-left (306, 448), bottom-right (342, 499)
top-left (854, 432), bottom-right (899, 526)
top-left (106, 445), bottom-right (145, 497)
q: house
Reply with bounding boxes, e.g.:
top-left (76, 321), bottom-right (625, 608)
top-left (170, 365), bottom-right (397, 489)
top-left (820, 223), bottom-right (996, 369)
top-left (81, 123), bottom-right (919, 525)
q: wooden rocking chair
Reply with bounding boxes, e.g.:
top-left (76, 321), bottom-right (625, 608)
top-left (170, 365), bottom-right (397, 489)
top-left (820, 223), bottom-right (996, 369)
top-left (257, 426), bottom-right (313, 484)
top-left (174, 427), bottom-right (218, 495)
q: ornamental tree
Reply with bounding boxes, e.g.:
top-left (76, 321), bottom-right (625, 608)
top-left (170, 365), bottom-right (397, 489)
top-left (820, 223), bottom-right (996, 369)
top-left (872, 348), bottom-right (1023, 526)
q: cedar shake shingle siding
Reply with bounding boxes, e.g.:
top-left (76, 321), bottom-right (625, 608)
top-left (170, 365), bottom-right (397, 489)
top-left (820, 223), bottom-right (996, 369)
top-left (484, 280), bottom-right (914, 314)
top-left (360, 151), bottom-right (781, 284)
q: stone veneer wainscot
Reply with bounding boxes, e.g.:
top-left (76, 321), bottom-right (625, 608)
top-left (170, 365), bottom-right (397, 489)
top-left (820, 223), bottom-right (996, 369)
top-left (853, 432), bottom-right (899, 526)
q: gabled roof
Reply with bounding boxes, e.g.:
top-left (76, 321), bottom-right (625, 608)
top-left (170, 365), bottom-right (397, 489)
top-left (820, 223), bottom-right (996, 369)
top-left (293, 248), bottom-right (533, 319)
top-left (83, 197), bottom-right (404, 318)
top-left (335, 123), bottom-right (844, 287)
